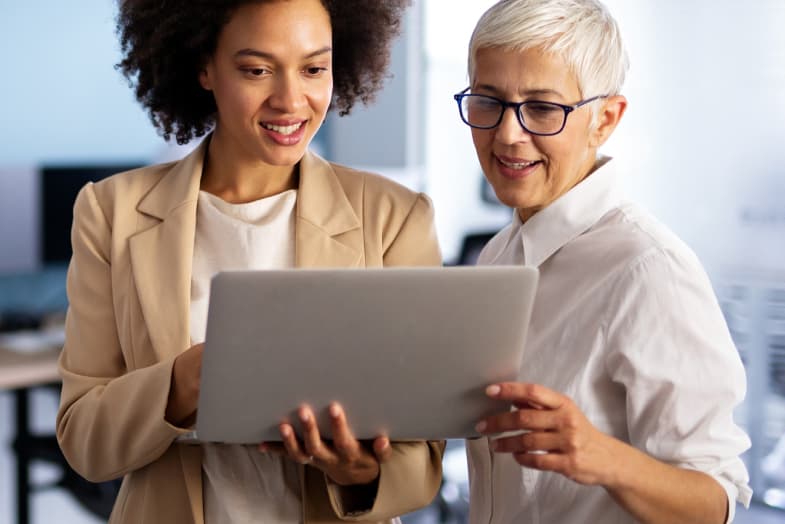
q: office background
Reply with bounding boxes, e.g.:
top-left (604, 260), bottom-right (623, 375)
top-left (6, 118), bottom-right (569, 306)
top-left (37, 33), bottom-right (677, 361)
top-left (1, 0), bottom-right (784, 522)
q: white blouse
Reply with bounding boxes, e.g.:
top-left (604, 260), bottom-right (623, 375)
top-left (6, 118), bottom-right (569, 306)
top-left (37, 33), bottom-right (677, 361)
top-left (467, 158), bottom-right (752, 524)
top-left (190, 189), bottom-right (301, 524)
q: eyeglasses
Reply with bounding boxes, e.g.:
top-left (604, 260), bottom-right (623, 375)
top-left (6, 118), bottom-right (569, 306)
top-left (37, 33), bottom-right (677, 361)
top-left (453, 87), bottom-right (608, 136)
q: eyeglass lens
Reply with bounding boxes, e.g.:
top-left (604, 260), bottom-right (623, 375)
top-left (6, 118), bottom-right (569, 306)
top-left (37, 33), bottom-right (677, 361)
top-left (460, 96), bottom-right (565, 134)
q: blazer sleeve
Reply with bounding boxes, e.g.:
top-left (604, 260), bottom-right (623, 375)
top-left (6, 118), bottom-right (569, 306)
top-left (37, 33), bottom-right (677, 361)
top-left (56, 183), bottom-right (189, 483)
top-left (315, 192), bottom-right (445, 521)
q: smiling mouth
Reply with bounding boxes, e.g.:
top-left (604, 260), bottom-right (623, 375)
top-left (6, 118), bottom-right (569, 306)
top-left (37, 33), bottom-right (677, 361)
top-left (497, 156), bottom-right (541, 170)
top-left (261, 122), bottom-right (305, 136)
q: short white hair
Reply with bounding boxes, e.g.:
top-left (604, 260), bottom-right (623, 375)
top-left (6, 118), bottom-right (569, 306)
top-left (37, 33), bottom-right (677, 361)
top-left (468, 0), bottom-right (629, 99)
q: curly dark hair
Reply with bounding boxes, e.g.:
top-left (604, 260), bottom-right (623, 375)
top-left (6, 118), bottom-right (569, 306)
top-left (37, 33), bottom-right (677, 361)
top-left (116, 0), bottom-right (411, 144)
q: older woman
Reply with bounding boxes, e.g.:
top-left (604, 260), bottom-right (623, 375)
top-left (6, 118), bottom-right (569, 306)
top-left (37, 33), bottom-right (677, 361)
top-left (455, 0), bottom-right (751, 523)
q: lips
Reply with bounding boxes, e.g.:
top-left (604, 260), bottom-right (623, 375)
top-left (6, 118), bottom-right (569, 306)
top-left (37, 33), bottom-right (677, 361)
top-left (260, 120), bottom-right (307, 146)
top-left (261, 121), bottom-right (305, 136)
top-left (495, 154), bottom-right (541, 180)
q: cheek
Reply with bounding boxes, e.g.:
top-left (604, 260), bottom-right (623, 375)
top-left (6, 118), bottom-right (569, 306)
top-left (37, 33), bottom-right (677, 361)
top-left (315, 88), bottom-right (332, 114)
top-left (309, 77), bottom-right (333, 114)
top-left (471, 130), bottom-right (492, 159)
top-left (213, 82), bottom-right (256, 117)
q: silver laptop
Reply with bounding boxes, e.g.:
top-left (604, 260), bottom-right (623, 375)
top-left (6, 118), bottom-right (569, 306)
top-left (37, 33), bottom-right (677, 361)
top-left (194, 266), bottom-right (538, 443)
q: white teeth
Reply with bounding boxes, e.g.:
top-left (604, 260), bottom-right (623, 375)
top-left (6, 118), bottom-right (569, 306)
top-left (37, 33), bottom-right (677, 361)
top-left (263, 122), bottom-right (303, 135)
top-left (499, 158), bottom-right (537, 170)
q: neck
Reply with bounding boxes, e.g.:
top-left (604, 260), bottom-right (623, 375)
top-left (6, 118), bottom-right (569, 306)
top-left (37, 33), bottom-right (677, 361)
top-left (517, 153), bottom-right (603, 224)
top-left (200, 129), bottom-right (299, 203)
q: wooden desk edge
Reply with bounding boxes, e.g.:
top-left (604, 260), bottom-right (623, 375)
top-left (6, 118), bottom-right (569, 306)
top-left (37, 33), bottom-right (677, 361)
top-left (0, 347), bottom-right (61, 390)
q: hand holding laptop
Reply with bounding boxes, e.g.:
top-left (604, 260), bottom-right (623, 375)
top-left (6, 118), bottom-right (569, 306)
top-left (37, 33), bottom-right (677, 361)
top-left (261, 402), bottom-right (392, 486)
top-left (170, 342), bottom-right (392, 486)
top-left (166, 342), bottom-right (204, 428)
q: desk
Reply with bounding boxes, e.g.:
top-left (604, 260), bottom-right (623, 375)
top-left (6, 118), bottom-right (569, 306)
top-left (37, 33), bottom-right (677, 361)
top-left (0, 345), bottom-right (61, 524)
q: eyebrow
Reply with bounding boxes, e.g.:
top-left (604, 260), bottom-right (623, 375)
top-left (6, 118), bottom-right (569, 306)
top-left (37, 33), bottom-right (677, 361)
top-left (473, 84), bottom-right (565, 99)
top-left (234, 46), bottom-right (333, 60)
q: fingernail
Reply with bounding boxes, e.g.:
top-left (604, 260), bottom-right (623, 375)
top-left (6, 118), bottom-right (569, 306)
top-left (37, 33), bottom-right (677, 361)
top-left (475, 421), bottom-right (487, 433)
top-left (280, 425), bottom-right (291, 437)
top-left (300, 411), bottom-right (310, 423)
top-left (329, 403), bottom-right (340, 418)
top-left (486, 385), bottom-right (501, 397)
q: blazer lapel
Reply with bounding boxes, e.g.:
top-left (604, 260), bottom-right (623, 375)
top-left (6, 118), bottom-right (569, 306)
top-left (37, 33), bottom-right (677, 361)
top-left (295, 151), bottom-right (363, 268)
top-left (129, 141), bottom-right (206, 362)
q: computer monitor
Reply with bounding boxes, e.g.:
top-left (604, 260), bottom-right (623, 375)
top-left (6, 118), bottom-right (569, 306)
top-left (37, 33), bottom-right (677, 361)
top-left (39, 164), bottom-right (142, 265)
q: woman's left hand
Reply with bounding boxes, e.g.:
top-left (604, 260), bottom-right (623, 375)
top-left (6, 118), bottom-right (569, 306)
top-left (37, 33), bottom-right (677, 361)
top-left (260, 403), bottom-right (392, 486)
top-left (476, 382), bottom-right (619, 486)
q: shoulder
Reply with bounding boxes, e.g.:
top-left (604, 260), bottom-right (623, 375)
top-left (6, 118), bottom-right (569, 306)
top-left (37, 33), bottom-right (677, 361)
top-left (476, 223), bottom-right (517, 265)
top-left (581, 201), bottom-right (704, 275)
top-left (328, 161), bottom-right (427, 207)
top-left (86, 162), bottom-right (176, 213)
top-left (326, 161), bottom-right (433, 222)
top-left (571, 203), bottom-right (719, 321)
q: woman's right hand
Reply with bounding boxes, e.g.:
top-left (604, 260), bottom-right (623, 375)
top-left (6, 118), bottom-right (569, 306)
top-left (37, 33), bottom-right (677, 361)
top-left (165, 343), bottom-right (204, 427)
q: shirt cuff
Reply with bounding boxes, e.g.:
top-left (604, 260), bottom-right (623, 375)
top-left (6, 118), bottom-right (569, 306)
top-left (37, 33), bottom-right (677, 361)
top-left (714, 475), bottom-right (752, 524)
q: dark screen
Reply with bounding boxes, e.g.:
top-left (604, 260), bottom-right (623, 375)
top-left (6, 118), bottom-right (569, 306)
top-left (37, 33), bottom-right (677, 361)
top-left (40, 164), bottom-right (142, 264)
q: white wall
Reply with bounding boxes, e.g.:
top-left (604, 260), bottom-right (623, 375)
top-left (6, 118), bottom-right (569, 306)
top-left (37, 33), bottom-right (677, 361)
top-left (0, 0), bottom-right (163, 166)
top-left (423, 0), bottom-right (510, 263)
top-left (0, 0), bottom-right (170, 273)
top-left (601, 0), bottom-right (785, 276)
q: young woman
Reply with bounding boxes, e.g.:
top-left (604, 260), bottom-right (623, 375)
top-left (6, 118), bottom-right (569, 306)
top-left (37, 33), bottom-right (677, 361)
top-left (56, 1), bottom-right (443, 522)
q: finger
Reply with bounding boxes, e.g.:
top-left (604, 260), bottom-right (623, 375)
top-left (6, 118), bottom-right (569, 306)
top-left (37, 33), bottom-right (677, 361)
top-left (513, 450), bottom-right (567, 473)
top-left (486, 383), bottom-right (565, 410)
top-left (476, 407), bottom-right (555, 435)
top-left (280, 423), bottom-right (312, 464)
top-left (299, 406), bottom-right (335, 463)
top-left (491, 431), bottom-right (562, 454)
top-left (328, 403), bottom-right (362, 459)
top-left (372, 436), bottom-right (392, 463)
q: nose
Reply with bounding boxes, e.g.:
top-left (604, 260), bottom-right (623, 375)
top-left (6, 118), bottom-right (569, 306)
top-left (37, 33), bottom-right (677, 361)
top-left (267, 72), bottom-right (306, 113)
top-left (494, 106), bottom-right (531, 145)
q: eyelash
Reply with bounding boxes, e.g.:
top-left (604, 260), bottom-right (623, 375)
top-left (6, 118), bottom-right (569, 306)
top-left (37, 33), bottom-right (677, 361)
top-left (241, 67), bottom-right (329, 78)
top-left (243, 68), bottom-right (270, 77)
top-left (305, 66), bottom-right (328, 76)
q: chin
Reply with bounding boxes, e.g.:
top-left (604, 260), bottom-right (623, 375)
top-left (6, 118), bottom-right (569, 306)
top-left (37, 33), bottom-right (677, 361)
top-left (504, 192), bottom-right (546, 214)
top-left (261, 148), bottom-right (308, 167)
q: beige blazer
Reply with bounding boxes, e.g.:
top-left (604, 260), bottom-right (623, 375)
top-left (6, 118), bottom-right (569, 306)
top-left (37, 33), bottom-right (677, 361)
top-left (56, 140), bottom-right (444, 523)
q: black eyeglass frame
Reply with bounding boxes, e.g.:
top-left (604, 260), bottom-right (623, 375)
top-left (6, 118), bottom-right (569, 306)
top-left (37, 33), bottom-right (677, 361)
top-left (453, 87), bottom-right (609, 136)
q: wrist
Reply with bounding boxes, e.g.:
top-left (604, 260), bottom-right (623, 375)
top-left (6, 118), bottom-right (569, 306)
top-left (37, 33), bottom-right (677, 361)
top-left (597, 434), bottom-right (633, 491)
top-left (166, 358), bottom-right (197, 426)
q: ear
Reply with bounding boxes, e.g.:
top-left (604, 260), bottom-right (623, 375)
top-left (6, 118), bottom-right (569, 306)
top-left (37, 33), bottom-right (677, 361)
top-left (589, 95), bottom-right (627, 148)
top-left (198, 63), bottom-right (213, 91)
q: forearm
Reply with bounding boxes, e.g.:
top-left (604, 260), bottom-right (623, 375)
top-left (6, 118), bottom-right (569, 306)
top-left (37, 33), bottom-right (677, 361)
top-left (165, 343), bottom-right (204, 427)
top-left (325, 440), bottom-right (444, 520)
top-left (605, 440), bottom-right (728, 524)
top-left (57, 355), bottom-right (188, 482)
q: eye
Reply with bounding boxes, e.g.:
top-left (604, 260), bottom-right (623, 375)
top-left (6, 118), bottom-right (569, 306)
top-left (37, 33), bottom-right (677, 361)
top-left (469, 96), bottom-right (500, 111)
top-left (525, 102), bottom-right (560, 114)
top-left (242, 67), bottom-right (270, 77)
top-left (304, 66), bottom-right (328, 76)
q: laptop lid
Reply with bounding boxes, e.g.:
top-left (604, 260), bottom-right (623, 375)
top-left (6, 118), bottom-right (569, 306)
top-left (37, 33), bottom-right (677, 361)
top-left (195, 266), bottom-right (538, 443)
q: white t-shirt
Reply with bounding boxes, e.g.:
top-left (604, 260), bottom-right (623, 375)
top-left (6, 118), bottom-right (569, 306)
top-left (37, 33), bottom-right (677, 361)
top-left (190, 189), bottom-right (301, 523)
top-left (467, 158), bottom-right (751, 524)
